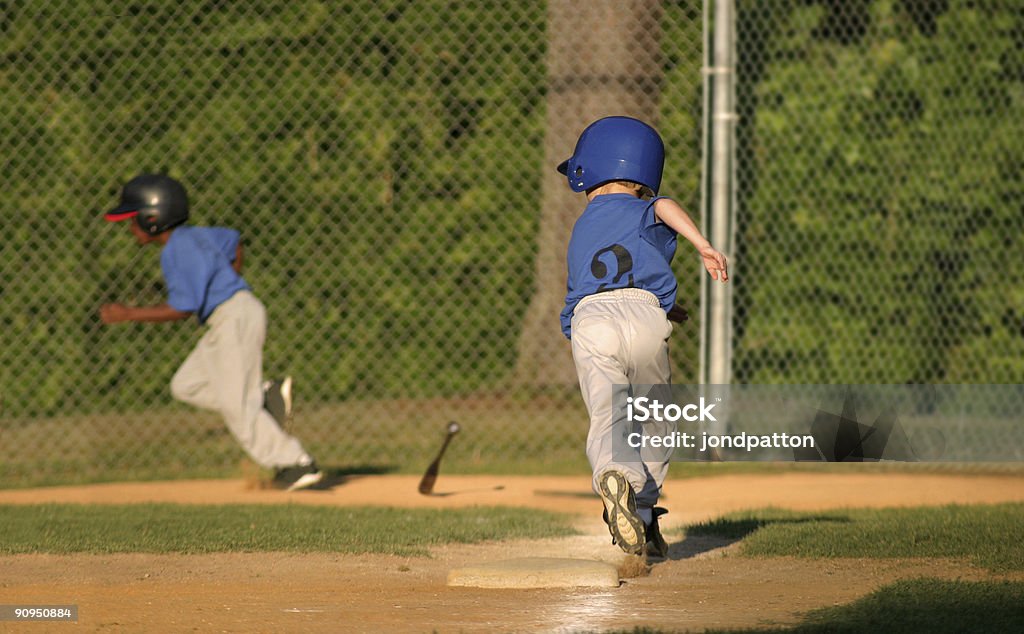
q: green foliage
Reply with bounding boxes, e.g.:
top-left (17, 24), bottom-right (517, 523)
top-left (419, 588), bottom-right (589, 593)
top-left (1, 2), bottom-right (551, 415)
top-left (2, 0), bottom-right (1019, 427)
top-left (0, 2), bottom-right (707, 420)
top-left (662, 1), bottom-right (707, 379)
top-left (736, 0), bottom-right (1024, 382)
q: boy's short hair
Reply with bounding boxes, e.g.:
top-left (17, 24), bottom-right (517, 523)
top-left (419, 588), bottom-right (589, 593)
top-left (616, 180), bottom-right (656, 200)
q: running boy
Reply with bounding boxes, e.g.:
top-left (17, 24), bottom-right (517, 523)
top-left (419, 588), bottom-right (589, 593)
top-left (558, 117), bottom-right (729, 557)
top-left (100, 173), bottom-right (323, 491)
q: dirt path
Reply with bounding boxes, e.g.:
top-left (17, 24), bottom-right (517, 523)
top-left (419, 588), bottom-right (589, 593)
top-left (3, 472), bottom-right (1023, 530)
top-left (3, 549), bottom-right (1013, 633)
top-left (1, 473), bottom-right (1022, 632)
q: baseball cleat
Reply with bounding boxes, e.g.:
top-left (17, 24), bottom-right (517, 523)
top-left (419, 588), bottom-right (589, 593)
top-left (644, 507), bottom-right (670, 559)
top-left (263, 376), bottom-right (293, 426)
top-left (273, 462), bottom-right (323, 491)
top-left (598, 470), bottom-right (646, 555)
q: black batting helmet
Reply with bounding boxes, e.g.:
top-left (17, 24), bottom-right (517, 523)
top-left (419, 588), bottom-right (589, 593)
top-left (105, 173), bottom-right (189, 234)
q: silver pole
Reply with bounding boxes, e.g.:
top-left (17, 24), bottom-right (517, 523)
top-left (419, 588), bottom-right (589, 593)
top-left (701, 0), bottom-right (736, 388)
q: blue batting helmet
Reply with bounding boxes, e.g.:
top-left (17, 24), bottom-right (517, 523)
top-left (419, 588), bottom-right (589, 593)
top-left (556, 116), bottom-right (665, 194)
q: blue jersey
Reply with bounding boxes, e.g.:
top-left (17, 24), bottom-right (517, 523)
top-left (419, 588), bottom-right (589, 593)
top-left (561, 194), bottom-right (678, 338)
top-left (161, 226), bottom-right (250, 324)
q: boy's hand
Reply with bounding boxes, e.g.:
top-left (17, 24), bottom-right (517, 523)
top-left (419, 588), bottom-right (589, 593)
top-left (99, 303), bottom-right (133, 324)
top-left (668, 303), bottom-right (689, 323)
top-left (100, 302), bottom-right (191, 324)
top-left (699, 245), bottom-right (729, 282)
top-left (653, 198), bottom-right (730, 283)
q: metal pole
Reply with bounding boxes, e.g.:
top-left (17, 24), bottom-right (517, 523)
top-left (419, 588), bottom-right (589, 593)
top-left (701, 0), bottom-right (736, 388)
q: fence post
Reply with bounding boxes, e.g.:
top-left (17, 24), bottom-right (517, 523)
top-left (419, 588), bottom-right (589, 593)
top-left (701, 0), bottom-right (736, 389)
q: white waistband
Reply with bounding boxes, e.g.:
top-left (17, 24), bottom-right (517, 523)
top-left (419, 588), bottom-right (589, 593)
top-left (574, 288), bottom-right (661, 313)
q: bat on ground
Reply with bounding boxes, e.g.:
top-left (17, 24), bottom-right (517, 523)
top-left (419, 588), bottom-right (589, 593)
top-left (418, 421), bottom-right (461, 495)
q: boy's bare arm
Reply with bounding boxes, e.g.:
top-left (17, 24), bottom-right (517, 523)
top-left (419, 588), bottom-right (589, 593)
top-left (233, 240), bottom-right (244, 274)
top-left (100, 303), bottom-right (192, 324)
top-left (654, 198), bottom-right (729, 282)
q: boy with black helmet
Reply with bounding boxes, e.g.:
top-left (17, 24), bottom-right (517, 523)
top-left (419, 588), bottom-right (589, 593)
top-left (558, 117), bottom-right (729, 557)
top-left (100, 173), bottom-right (322, 491)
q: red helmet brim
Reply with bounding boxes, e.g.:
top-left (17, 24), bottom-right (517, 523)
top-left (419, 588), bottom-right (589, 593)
top-left (105, 207), bottom-right (139, 222)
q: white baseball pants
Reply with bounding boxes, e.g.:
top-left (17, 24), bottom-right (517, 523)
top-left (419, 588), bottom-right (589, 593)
top-left (170, 290), bottom-right (313, 469)
top-left (570, 288), bottom-right (674, 510)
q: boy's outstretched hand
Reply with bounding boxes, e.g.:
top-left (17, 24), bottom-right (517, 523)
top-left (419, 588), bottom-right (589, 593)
top-left (699, 245), bottom-right (729, 282)
top-left (100, 303), bottom-right (132, 324)
top-left (652, 198), bottom-right (730, 283)
top-left (99, 303), bottom-right (191, 324)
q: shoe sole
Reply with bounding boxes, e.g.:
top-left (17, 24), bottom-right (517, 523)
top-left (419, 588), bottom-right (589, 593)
top-left (281, 376), bottom-right (293, 420)
top-left (263, 378), bottom-right (293, 426)
top-left (598, 471), bottom-right (646, 555)
top-left (286, 470), bottom-right (323, 492)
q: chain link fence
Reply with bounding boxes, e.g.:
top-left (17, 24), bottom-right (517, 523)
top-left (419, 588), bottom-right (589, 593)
top-left (734, 0), bottom-right (1024, 384)
top-left (0, 1), bottom-right (1020, 487)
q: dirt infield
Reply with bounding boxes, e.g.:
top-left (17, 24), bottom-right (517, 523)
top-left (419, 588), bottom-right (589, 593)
top-left (2, 472), bottom-right (1023, 632)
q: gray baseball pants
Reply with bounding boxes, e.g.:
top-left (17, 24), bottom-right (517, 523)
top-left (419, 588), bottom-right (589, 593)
top-left (170, 290), bottom-right (313, 469)
top-left (570, 288), bottom-right (674, 510)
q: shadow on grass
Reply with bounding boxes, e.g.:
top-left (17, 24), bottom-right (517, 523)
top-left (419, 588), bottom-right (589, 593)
top-left (784, 578), bottom-right (1024, 634)
top-left (604, 580), bottom-right (1024, 634)
top-left (663, 514), bottom-right (852, 562)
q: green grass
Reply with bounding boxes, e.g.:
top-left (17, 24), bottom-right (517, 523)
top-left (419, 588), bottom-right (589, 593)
top-left (613, 579), bottom-right (1024, 634)
top-left (7, 396), bottom-right (1021, 489)
top-left (0, 503), bottom-right (577, 556)
top-left (685, 503), bottom-right (1024, 571)
top-left (0, 399), bottom-right (595, 487)
top-left (603, 505), bottom-right (1024, 633)
top-left (781, 579), bottom-right (1024, 633)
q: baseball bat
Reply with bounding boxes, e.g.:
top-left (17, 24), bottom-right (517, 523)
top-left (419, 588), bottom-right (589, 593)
top-left (418, 421), bottom-right (461, 495)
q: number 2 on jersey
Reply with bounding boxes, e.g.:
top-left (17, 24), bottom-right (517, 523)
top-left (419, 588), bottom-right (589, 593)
top-left (591, 244), bottom-right (635, 292)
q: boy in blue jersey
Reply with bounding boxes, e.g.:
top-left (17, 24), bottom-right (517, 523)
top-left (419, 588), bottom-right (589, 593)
top-left (100, 174), bottom-right (322, 491)
top-left (558, 117), bottom-right (728, 558)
